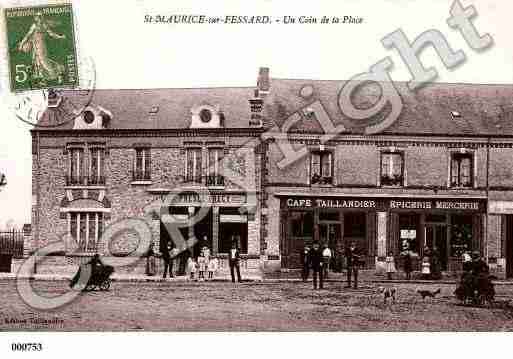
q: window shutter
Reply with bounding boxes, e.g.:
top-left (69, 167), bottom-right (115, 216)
top-left (195, 149), bottom-right (202, 181)
top-left (381, 154), bottom-right (389, 177)
top-left (145, 149), bottom-right (151, 179)
top-left (311, 152), bottom-right (320, 176)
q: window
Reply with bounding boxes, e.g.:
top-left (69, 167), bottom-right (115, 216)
top-left (207, 148), bottom-right (224, 186)
top-left (69, 212), bottom-right (103, 252)
top-left (133, 148), bottom-right (151, 181)
top-left (89, 147), bottom-right (105, 185)
top-left (344, 212), bottom-right (366, 238)
top-left (450, 215), bottom-right (473, 257)
top-left (311, 151), bottom-right (333, 185)
top-left (67, 147), bottom-right (84, 185)
top-left (289, 211), bottom-right (314, 238)
top-left (399, 214), bottom-right (420, 254)
top-left (381, 152), bottom-right (404, 186)
top-left (451, 153), bottom-right (473, 187)
top-left (185, 148), bottom-right (202, 183)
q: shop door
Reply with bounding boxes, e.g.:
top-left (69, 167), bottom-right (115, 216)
top-left (319, 223), bottom-right (341, 249)
top-left (506, 215), bottom-right (513, 278)
top-left (425, 224), bottom-right (448, 271)
top-left (319, 223), bottom-right (341, 271)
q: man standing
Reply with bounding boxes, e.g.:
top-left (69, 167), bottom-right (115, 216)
top-left (229, 241), bottom-right (242, 283)
top-left (345, 242), bottom-right (360, 289)
top-left (300, 245), bottom-right (310, 282)
top-left (310, 242), bottom-right (324, 290)
top-left (161, 242), bottom-right (173, 279)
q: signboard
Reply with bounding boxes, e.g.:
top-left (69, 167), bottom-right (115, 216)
top-left (283, 196), bottom-right (485, 212)
top-left (400, 230), bottom-right (416, 239)
top-left (167, 192), bottom-right (247, 205)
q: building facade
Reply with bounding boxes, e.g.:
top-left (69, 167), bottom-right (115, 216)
top-left (31, 69), bottom-right (513, 278)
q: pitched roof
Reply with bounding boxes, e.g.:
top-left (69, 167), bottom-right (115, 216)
top-left (36, 79), bottom-right (513, 136)
top-left (266, 79), bottom-right (513, 136)
top-left (37, 87), bottom-right (256, 130)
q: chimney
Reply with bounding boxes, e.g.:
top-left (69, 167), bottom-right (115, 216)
top-left (257, 67), bottom-right (270, 95)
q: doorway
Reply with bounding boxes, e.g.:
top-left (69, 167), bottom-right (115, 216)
top-left (425, 224), bottom-right (448, 271)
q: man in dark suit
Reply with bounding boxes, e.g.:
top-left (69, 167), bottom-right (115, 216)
top-left (300, 245), bottom-right (310, 282)
top-left (161, 242), bottom-right (173, 279)
top-left (229, 241), bottom-right (242, 283)
top-left (345, 242), bottom-right (360, 288)
top-left (309, 242), bottom-right (324, 290)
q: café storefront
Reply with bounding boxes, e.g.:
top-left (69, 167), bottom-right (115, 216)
top-left (279, 195), bottom-right (486, 271)
top-left (280, 196), bottom-right (380, 269)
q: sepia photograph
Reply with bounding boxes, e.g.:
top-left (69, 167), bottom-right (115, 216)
top-left (0, 0), bottom-right (512, 357)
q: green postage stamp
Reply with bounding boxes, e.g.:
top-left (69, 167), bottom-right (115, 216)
top-left (4, 4), bottom-right (78, 92)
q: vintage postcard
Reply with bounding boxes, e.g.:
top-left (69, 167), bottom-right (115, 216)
top-left (0, 0), bottom-right (512, 357)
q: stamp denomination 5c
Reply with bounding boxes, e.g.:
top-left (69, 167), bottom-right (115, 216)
top-left (4, 4), bottom-right (78, 92)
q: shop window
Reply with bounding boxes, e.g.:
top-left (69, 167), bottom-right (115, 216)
top-left (207, 148), bottom-right (224, 186)
top-left (399, 214), bottom-right (420, 254)
top-left (380, 152), bottom-right (404, 186)
top-left (219, 208), bottom-right (248, 254)
top-left (67, 147), bottom-right (84, 185)
top-left (89, 147), bottom-right (105, 185)
top-left (450, 214), bottom-right (473, 257)
top-left (133, 148), bottom-right (151, 181)
top-left (311, 151), bottom-right (333, 185)
top-left (289, 211), bottom-right (314, 238)
top-left (69, 212), bottom-right (103, 252)
top-left (185, 148), bottom-right (202, 183)
top-left (451, 153), bottom-right (473, 187)
top-left (319, 211), bottom-right (340, 222)
top-left (344, 212), bottom-right (366, 238)
top-left (343, 212), bottom-right (367, 257)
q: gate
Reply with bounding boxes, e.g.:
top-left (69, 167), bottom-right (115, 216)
top-left (0, 230), bottom-right (25, 273)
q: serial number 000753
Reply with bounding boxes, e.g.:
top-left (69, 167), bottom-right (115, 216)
top-left (11, 343), bottom-right (43, 351)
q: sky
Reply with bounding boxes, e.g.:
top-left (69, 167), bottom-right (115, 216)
top-left (0, 0), bottom-right (512, 227)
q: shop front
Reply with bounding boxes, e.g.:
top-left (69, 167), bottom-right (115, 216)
top-left (159, 191), bottom-right (252, 254)
top-left (279, 196), bottom-right (381, 270)
top-left (279, 195), bottom-right (486, 272)
top-left (388, 198), bottom-right (486, 272)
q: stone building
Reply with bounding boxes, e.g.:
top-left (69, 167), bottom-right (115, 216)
top-left (31, 68), bottom-right (513, 278)
top-left (31, 86), bottom-right (266, 275)
top-left (262, 77), bottom-right (513, 278)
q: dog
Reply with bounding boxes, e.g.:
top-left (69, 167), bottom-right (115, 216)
top-left (377, 286), bottom-right (396, 304)
top-left (417, 288), bottom-right (441, 300)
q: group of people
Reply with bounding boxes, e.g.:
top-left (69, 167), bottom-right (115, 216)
top-left (146, 237), bottom-right (243, 283)
top-left (382, 246), bottom-right (443, 281)
top-left (301, 241), bottom-right (362, 290)
top-left (455, 250), bottom-right (495, 304)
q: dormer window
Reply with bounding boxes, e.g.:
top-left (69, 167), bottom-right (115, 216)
top-left (83, 110), bottom-right (95, 124)
top-left (190, 105), bottom-right (222, 128)
top-left (200, 109), bottom-right (212, 123)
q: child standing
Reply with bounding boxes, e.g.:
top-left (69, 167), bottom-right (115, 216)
top-left (197, 254), bottom-right (206, 280)
top-left (187, 256), bottom-right (197, 281)
top-left (385, 252), bottom-right (396, 280)
top-left (207, 257), bottom-right (218, 280)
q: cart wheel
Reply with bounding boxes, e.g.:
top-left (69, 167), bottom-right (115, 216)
top-left (100, 279), bottom-right (111, 291)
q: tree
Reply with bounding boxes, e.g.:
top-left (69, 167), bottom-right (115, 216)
top-left (0, 172), bottom-right (6, 188)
